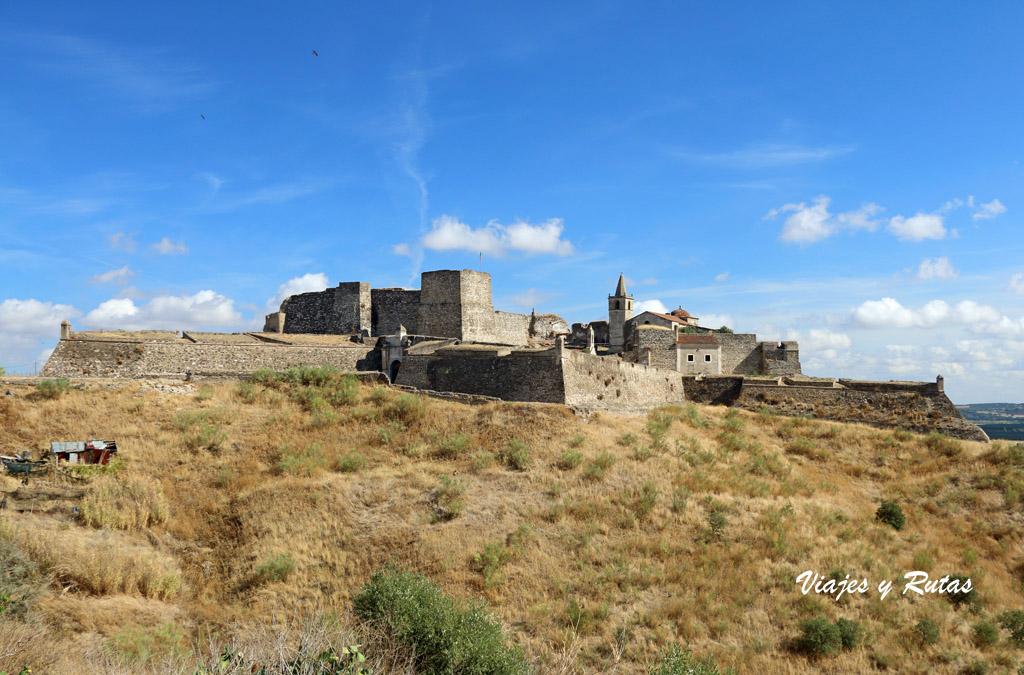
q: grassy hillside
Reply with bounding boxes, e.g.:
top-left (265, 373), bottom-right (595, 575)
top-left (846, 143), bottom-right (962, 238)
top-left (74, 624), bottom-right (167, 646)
top-left (1, 371), bottom-right (1023, 674)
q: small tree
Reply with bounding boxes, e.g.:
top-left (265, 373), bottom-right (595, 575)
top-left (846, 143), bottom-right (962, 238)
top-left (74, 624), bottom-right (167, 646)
top-left (717, 326), bottom-right (734, 334)
top-left (876, 501), bottom-right (905, 530)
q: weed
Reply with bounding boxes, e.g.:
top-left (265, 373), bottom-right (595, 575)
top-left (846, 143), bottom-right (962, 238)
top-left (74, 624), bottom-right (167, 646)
top-left (619, 433), bottom-right (638, 447)
top-left (649, 643), bottom-right (735, 674)
top-left (432, 475), bottom-right (467, 522)
top-left (706, 509), bottom-right (728, 542)
top-left (0, 539), bottom-right (40, 619)
top-left (77, 477), bottom-right (170, 531)
top-left (500, 438), bottom-right (532, 471)
top-left (255, 552), bottom-right (296, 583)
top-left (684, 404), bottom-right (708, 428)
top-left (569, 433), bottom-right (586, 448)
top-left (473, 541), bottom-right (513, 588)
top-left (277, 443), bottom-right (327, 476)
top-left (634, 481), bottom-right (660, 521)
top-left (835, 618), bottom-right (862, 650)
top-left (334, 451), bottom-right (367, 474)
top-left (36, 377), bottom-right (70, 400)
top-left (378, 421), bottom-right (406, 445)
top-left (436, 433), bottom-right (469, 459)
top-left (354, 566), bottom-right (527, 674)
top-left (583, 451), bottom-right (616, 481)
top-left (236, 381), bottom-right (258, 403)
top-left (195, 385), bottom-right (215, 402)
top-left (106, 622), bottom-right (187, 664)
top-left (923, 432), bottom-right (962, 457)
top-left (214, 467), bottom-right (237, 488)
top-left (558, 449), bottom-right (584, 470)
top-left (972, 620), bottom-right (998, 648)
top-left (671, 487), bottom-right (690, 513)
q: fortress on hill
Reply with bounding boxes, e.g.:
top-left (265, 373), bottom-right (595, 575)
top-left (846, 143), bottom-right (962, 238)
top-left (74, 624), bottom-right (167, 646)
top-left (41, 269), bottom-right (987, 441)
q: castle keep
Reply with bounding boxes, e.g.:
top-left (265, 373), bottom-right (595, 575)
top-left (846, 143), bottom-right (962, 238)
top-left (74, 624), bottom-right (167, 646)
top-left (264, 269), bottom-right (568, 346)
top-left (40, 269), bottom-right (987, 440)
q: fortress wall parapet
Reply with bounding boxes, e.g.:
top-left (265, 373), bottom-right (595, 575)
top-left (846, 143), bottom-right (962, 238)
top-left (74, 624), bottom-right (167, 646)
top-left (561, 349), bottom-right (684, 413)
top-left (41, 338), bottom-right (378, 379)
top-left (370, 288), bottom-right (420, 335)
top-left (279, 283), bottom-right (370, 335)
top-left (716, 334), bottom-right (761, 374)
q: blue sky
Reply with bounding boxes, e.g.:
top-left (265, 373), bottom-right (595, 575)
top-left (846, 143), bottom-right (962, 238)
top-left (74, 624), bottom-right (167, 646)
top-left (2, 2), bottom-right (1023, 403)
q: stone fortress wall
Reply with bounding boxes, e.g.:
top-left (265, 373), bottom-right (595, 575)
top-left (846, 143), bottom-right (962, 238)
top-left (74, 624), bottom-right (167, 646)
top-left (268, 269), bottom-right (568, 346)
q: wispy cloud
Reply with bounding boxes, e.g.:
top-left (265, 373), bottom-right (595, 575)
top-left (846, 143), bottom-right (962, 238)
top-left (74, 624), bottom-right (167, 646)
top-left (411, 215), bottom-right (575, 257)
top-left (973, 198), bottom-right (1006, 221)
top-left (151, 237), bottom-right (187, 255)
top-left (199, 179), bottom-right (329, 212)
top-left (668, 143), bottom-right (854, 169)
top-left (3, 30), bottom-right (214, 111)
top-left (107, 231), bottom-right (137, 253)
top-left (87, 265), bottom-right (137, 285)
top-left (766, 196), bottom-right (883, 244)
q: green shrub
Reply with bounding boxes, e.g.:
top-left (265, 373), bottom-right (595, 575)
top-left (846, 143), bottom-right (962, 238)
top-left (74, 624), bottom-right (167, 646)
top-left (378, 421), bottom-right (406, 445)
top-left (335, 451), bottom-right (367, 473)
top-left (997, 609), bottom-right (1024, 646)
top-left (786, 437), bottom-right (820, 459)
top-left (255, 552), bottom-right (295, 583)
top-left (875, 501), bottom-right (905, 530)
top-left (384, 393), bottom-right (428, 423)
top-left (649, 643), bottom-right (735, 674)
top-left (706, 509), bottom-right (728, 542)
top-left (106, 621), bottom-right (187, 664)
top-left (500, 439), bottom-right (532, 471)
top-left (558, 449), bottom-right (584, 470)
top-left (947, 573), bottom-right (977, 608)
top-left (432, 476), bottom-right (467, 522)
top-left (36, 377), bottom-right (70, 399)
top-left (195, 385), bottom-right (214, 401)
top-left (583, 450), bottom-right (616, 481)
top-left (569, 433), bottom-right (586, 448)
top-left (923, 431), bottom-right (962, 457)
top-left (236, 381), bottom-right (258, 403)
top-left (683, 405), bottom-right (707, 428)
top-left (796, 617), bottom-right (841, 656)
top-left (353, 566), bottom-right (528, 674)
top-left (671, 487), bottom-right (690, 513)
top-left (913, 617), bottom-right (940, 645)
top-left (0, 366), bottom-right (5, 376)
top-left (437, 433), bottom-right (469, 459)
top-left (960, 659), bottom-right (989, 675)
top-left (835, 618), bottom-right (862, 650)
top-left (973, 620), bottom-right (999, 647)
top-left (277, 443), bottom-right (327, 476)
top-left (473, 542), bottom-right (513, 588)
top-left (634, 481), bottom-right (660, 521)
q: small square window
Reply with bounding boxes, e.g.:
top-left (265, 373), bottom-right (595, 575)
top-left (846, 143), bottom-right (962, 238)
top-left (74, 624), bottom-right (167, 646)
top-left (704, 354), bottom-right (712, 362)
top-left (687, 354), bottom-right (694, 362)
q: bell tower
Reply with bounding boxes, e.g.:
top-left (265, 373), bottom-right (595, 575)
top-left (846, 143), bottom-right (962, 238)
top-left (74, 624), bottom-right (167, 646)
top-left (608, 273), bottom-right (633, 350)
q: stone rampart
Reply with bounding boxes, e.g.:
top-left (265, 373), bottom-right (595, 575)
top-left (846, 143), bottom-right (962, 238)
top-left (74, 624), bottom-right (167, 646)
top-left (277, 283), bottom-right (370, 335)
top-left (716, 334), bottom-right (761, 374)
top-left (370, 288), bottom-right (420, 335)
top-left (561, 350), bottom-right (684, 413)
top-left (633, 326), bottom-right (677, 370)
top-left (681, 376), bottom-right (744, 405)
top-left (491, 311), bottom-right (532, 345)
top-left (42, 338), bottom-right (379, 379)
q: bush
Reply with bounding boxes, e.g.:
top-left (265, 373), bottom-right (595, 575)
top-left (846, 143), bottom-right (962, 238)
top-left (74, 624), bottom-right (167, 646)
top-left (973, 620), bottom-right (999, 647)
top-left (432, 476), bottom-right (467, 522)
top-left (835, 618), bottom-right (862, 650)
top-left (875, 501), bottom-right (905, 530)
top-left (947, 573), bottom-right (978, 608)
top-left (796, 617), bottom-right (841, 656)
top-left (914, 617), bottom-right (940, 645)
top-left (334, 451), bottom-right (367, 473)
top-left (500, 439), bottom-right (532, 471)
top-left (437, 433), bottom-right (469, 459)
top-left (924, 431), bottom-right (962, 457)
top-left (354, 566), bottom-right (528, 674)
top-left (255, 552), bottom-right (295, 583)
top-left (36, 377), bottom-right (70, 399)
top-left (997, 609), bottom-right (1024, 646)
top-left (558, 449), bottom-right (584, 470)
top-left (106, 621), bottom-right (187, 664)
top-left (649, 643), bottom-right (735, 674)
top-left (277, 443), bottom-right (327, 476)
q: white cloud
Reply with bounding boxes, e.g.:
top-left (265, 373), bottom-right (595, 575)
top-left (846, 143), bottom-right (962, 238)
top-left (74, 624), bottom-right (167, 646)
top-left (635, 299), bottom-right (669, 314)
top-left (1009, 273), bottom-right (1024, 294)
top-left (917, 257), bottom-right (957, 280)
top-left (888, 213), bottom-right (946, 241)
top-left (418, 215), bottom-right (574, 257)
top-left (107, 231), bottom-right (137, 253)
top-left (670, 143), bottom-right (854, 169)
top-left (641, 277), bottom-right (658, 286)
top-left (0, 298), bottom-right (81, 371)
top-left (392, 243), bottom-right (413, 258)
top-left (266, 273), bottom-right (329, 312)
top-left (851, 297), bottom-right (1000, 328)
top-left (700, 313), bottom-right (734, 330)
top-left (87, 265), bottom-right (138, 285)
top-left (836, 203), bottom-right (883, 231)
top-left (802, 328), bottom-right (853, 351)
top-left (973, 198), bottom-right (1006, 221)
top-left (510, 288), bottom-right (556, 308)
top-left (151, 237), bottom-right (188, 255)
top-left (83, 290), bottom-right (241, 330)
top-left (767, 197), bottom-right (884, 244)
top-left (715, 271), bottom-right (729, 282)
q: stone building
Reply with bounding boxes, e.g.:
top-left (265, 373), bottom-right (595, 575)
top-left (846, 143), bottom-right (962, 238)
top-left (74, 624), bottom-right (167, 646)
top-left (264, 269), bottom-right (568, 347)
top-left (608, 274), bottom-right (633, 350)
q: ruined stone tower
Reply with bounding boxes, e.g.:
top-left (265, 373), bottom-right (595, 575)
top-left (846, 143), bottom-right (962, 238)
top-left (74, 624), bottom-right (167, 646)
top-left (608, 273), bottom-right (633, 350)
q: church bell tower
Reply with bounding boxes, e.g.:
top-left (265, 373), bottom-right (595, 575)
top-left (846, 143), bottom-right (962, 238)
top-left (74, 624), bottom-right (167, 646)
top-left (608, 273), bottom-right (633, 350)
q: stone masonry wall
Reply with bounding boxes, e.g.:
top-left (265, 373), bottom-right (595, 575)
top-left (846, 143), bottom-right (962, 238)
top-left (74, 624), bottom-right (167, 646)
top-left (762, 341), bottom-right (801, 376)
top-left (490, 311), bottom-right (532, 345)
top-left (633, 326), bottom-right (677, 370)
top-left (280, 283), bottom-right (370, 335)
top-left (417, 270), bottom-right (465, 339)
top-left (735, 382), bottom-right (986, 441)
top-left (42, 338), bottom-right (379, 379)
top-left (716, 334), bottom-right (761, 374)
top-left (561, 350), bottom-right (685, 413)
top-left (394, 350), bottom-right (565, 402)
top-left (371, 288), bottom-right (420, 335)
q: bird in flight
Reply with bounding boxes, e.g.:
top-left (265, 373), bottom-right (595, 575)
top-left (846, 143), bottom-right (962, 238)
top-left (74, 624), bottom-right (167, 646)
top-left (312, 49), bottom-right (318, 56)
top-left (200, 114), bottom-right (205, 120)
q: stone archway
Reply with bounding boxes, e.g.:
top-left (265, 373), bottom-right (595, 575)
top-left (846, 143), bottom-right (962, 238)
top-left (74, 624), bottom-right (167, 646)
top-left (389, 360), bottom-right (401, 383)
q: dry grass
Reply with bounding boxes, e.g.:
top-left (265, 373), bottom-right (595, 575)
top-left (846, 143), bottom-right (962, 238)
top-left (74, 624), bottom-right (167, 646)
top-left (0, 377), bottom-right (1022, 673)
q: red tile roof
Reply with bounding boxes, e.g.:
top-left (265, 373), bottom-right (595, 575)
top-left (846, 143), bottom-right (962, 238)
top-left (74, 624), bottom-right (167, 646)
top-left (677, 334), bottom-right (720, 345)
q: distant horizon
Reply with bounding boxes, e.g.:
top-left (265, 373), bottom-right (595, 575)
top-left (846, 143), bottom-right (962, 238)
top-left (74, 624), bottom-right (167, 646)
top-left (2, 2), bottom-right (1023, 405)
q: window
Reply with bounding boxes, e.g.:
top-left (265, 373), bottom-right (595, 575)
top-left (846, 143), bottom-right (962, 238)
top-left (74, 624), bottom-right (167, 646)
top-left (687, 354), bottom-right (694, 362)
top-left (615, 301), bottom-right (620, 309)
top-left (704, 354), bottom-right (712, 362)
